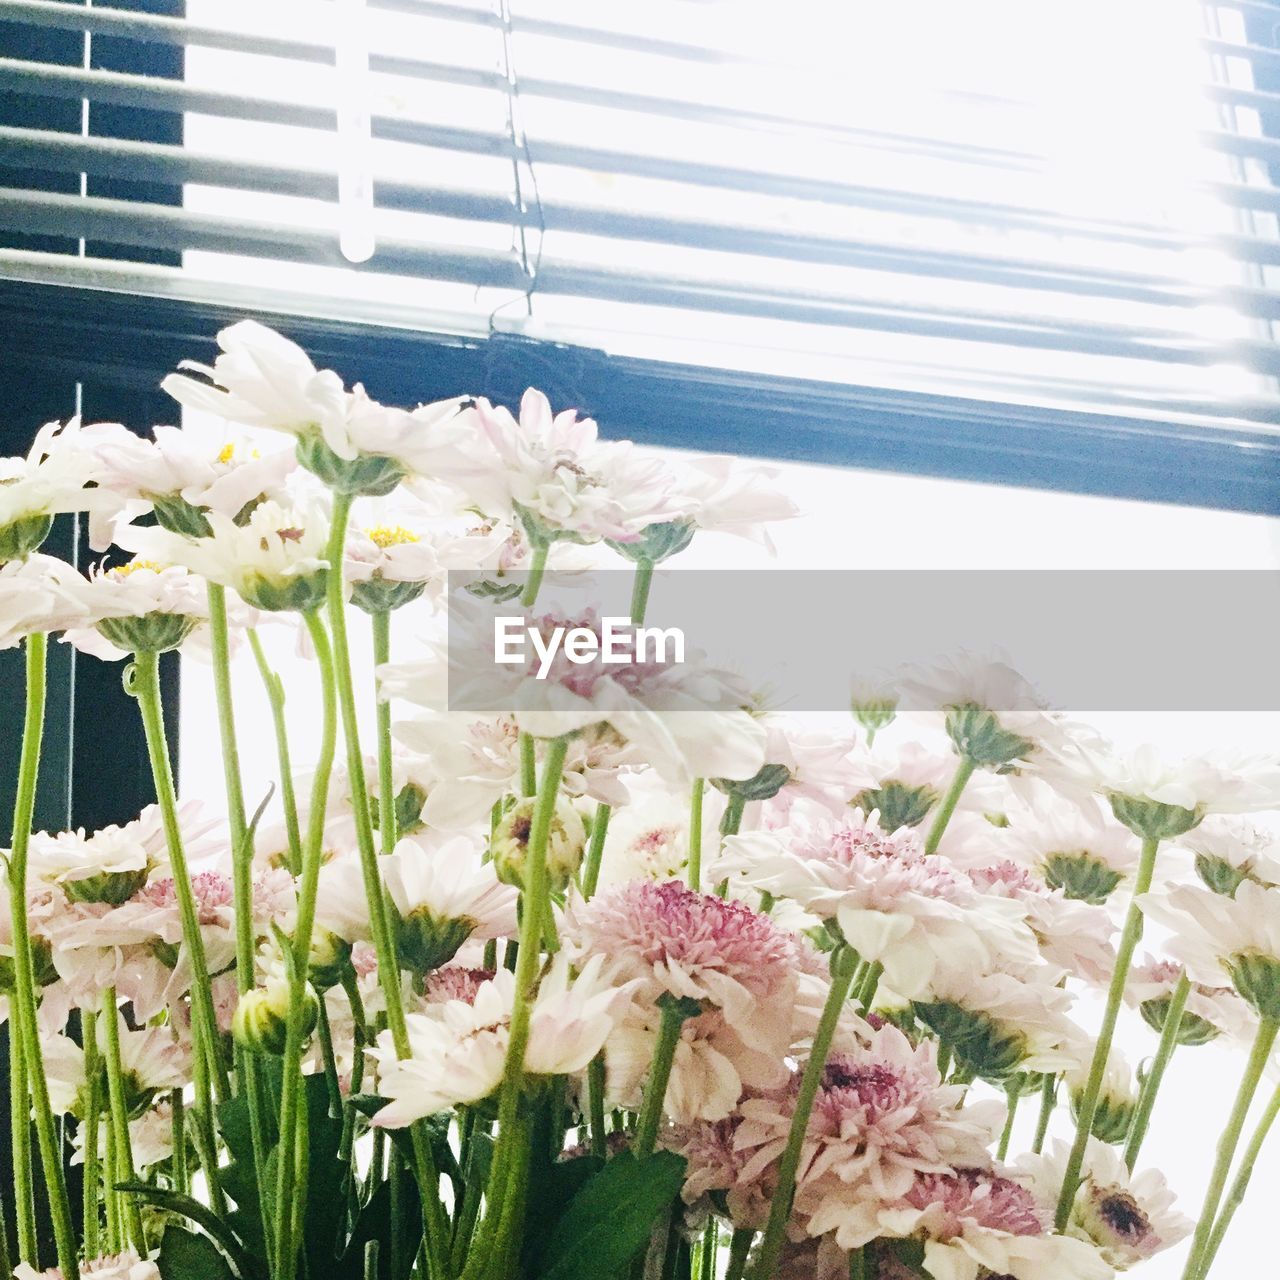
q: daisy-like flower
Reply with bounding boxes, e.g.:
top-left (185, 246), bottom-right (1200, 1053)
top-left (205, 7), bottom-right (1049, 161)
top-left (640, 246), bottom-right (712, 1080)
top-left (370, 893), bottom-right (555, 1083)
top-left (369, 954), bottom-right (635, 1126)
top-left (0, 417), bottom-right (105, 563)
top-left (0, 553), bottom-right (90, 646)
top-left (1178, 814), bottom-right (1280, 897)
top-left (161, 319), bottom-right (479, 489)
top-left (897, 653), bottom-right (1071, 770)
top-left (1125, 956), bottom-right (1253, 1045)
top-left (845, 741), bottom-right (963, 834)
top-left (1064, 1049), bottom-right (1137, 1146)
top-left (739, 1025), bottom-right (1003, 1232)
top-left (423, 965), bottom-right (495, 1005)
top-left (62, 560), bottom-right (209, 660)
top-left (716, 812), bottom-right (1036, 999)
top-left (912, 968), bottom-right (1083, 1084)
top-left (594, 774), bottom-right (701, 890)
top-left (967, 862), bottom-right (1116, 986)
top-left (383, 836), bottom-right (519, 973)
top-left (870, 1167), bottom-right (1112, 1280)
top-left (15, 1249), bottom-right (161, 1280)
top-left (42, 1014), bottom-right (189, 1117)
top-left (384, 605), bottom-right (766, 787)
top-left (392, 713), bottom-right (635, 832)
top-left (120, 498), bottom-right (330, 613)
top-left (750, 724), bottom-right (856, 823)
top-left (72, 1100), bottom-right (175, 1170)
top-left (1019, 1138), bottom-right (1191, 1269)
top-left (1140, 881), bottom-right (1280, 1020)
top-left (457, 388), bottom-right (686, 548)
top-left (1047, 742), bottom-right (1280, 839)
top-left (78, 419), bottom-right (295, 549)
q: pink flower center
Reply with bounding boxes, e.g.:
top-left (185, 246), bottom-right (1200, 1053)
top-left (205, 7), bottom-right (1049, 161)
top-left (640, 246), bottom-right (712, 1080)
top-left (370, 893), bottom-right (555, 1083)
top-left (903, 1169), bottom-right (1045, 1238)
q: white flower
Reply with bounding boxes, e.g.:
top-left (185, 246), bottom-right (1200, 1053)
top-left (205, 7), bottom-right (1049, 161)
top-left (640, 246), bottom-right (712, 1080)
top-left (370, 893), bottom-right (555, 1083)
top-left (457, 388), bottom-right (686, 544)
top-left (370, 954), bottom-right (635, 1126)
top-left (1179, 815), bottom-right (1280, 894)
top-left (62, 560), bottom-right (210, 660)
top-left (0, 553), bottom-right (89, 646)
top-left (15, 1250), bottom-right (161, 1280)
top-left (1018, 1139), bottom-right (1190, 1268)
top-left (1125, 956), bottom-right (1254, 1044)
top-left (42, 1015), bottom-right (188, 1116)
top-left (716, 813), bottom-right (1036, 998)
top-left (669, 455), bottom-right (798, 548)
top-left (1050, 742), bottom-right (1280, 819)
top-left (119, 499), bottom-right (330, 613)
top-left (79, 420), bottom-right (295, 549)
top-left (0, 418), bottom-right (106, 556)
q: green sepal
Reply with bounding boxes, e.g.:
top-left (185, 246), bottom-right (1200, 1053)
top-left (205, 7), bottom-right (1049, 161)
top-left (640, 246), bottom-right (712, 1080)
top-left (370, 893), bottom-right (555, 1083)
top-left (1042, 852), bottom-right (1123, 904)
top-left (350, 577), bottom-right (427, 615)
top-left (239, 570), bottom-right (329, 614)
top-left (150, 491), bottom-right (214, 539)
top-left (711, 763), bottom-right (792, 803)
top-left (1140, 997), bottom-right (1219, 1046)
top-left (944, 702), bottom-right (1035, 768)
top-left (851, 781), bottom-right (937, 831)
top-left (1109, 793), bottom-right (1202, 841)
top-left (0, 511), bottom-right (52, 563)
top-left (296, 434), bottom-right (405, 496)
top-left (98, 611), bottom-right (199, 655)
top-left (606, 519), bottom-right (696, 565)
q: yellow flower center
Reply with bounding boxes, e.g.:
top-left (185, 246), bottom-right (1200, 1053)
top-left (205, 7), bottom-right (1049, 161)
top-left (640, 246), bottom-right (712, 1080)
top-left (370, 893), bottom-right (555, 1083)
top-left (111, 559), bottom-right (166, 578)
top-left (367, 525), bottom-right (420, 548)
top-left (216, 442), bottom-right (236, 464)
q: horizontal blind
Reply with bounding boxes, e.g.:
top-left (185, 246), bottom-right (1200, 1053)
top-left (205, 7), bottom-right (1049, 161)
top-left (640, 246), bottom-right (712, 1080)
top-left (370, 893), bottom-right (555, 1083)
top-left (0, 0), bottom-right (1278, 430)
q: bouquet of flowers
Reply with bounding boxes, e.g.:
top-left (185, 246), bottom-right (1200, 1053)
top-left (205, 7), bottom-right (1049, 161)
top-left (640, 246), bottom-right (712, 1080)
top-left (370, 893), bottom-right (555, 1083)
top-left (2, 319), bottom-right (1279, 1280)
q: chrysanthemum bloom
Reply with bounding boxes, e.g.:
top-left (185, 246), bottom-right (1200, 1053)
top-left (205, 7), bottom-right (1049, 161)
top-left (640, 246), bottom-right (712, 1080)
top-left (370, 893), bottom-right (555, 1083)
top-left (1178, 814), bottom-right (1280, 898)
top-left (72, 1099), bottom-right (175, 1171)
top-left (423, 966), bottom-right (495, 1005)
top-left (457, 388), bottom-right (686, 548)
top-left (746, 724), bottom-right (855, 823)
top-left (15, 1250), bottom-right (161, 1280)
top-left (912, 968), bottom-right (1082, 1084)
top-left (1018, 1138), bottom-right (1190, 1269)
top-left (383, 836), bottom-right (518, 975)
top-left (1064, 1049), bottom-right (1137, 1145)
top-left (897, 654), bottom-right (1072, 771)
top-left (391, 712), bottom-right (635, 831)
top-left (369, 954), bottom-right (635, 1126)
top-left (967, 862), bottom-right (1115, 986)
top-left (63, 560), bottom-right (209, 660)
top-left (593, 776), bottom-right (695, 890)
top-left (663, 1111), bottom-right (775, 1230)
top-left (1045, 741), bottom-right (1280, 839)
top-left (78, 419), bottom-right (295, 549)
top-left (870, 1167), bottom-right (1112, 1280)
top-left (121, 498), bottom-right (330, 613)
top-left (162, 319), bottom-right (480, 492)
top-left (1140, 881), bottom-right (1280, 1020)
top-left (492, 792), bottom-right (587, 890)
top-left (717, 813), bottom-right (1036, 998)
top-left (845, 741), bottom-right (969, 834)
top-left (0, 553), bottom-right (90, 647)
top-left (0, 417), bottom-right (106, 563)
top-left (1125, 956), bottom-right (1252, 1045)
top-left (42, 1014), bottom-right (189, 1117)
top-left (738, 1025), bottom-right (1003, 1235)
top-left (980, 786), bottom-right (1141, 905)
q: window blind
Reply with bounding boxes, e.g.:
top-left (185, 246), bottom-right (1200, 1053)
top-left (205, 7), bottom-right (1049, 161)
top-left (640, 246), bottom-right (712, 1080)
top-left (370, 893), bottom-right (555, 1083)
top-left (0, 0), bottom-right (1278, 432)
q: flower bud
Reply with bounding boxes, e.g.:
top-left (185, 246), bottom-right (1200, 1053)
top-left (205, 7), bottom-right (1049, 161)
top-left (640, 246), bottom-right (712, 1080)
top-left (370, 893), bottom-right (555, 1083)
top-left (492, 795), bottom-right (587, 891)
top-left (232, 981), bottom-right (318, 1056)
top-left (308, 930), bottom-right (353, 993)
top-left (1042, 852), bottom-right (1122, 905)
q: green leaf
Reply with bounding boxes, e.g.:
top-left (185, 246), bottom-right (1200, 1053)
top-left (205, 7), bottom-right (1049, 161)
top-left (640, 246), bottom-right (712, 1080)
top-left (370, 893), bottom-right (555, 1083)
top-left (520, 1153), bottom-right (602, 1276)
top-left (536, 1151), bottom-right (687, 1280)
top-left (157, 1224), bottom-right (237, 1280)
top-left (119, 1184), bottom-right (260, 1280)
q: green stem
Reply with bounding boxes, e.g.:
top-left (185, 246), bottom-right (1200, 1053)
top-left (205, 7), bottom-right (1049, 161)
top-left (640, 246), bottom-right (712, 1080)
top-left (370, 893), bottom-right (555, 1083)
top-left (1032, 1073), bottom-right (1057, 1155)
top-left (467, 736), bottom-right (570, 1279)
top-left (1124, 970), bottom-right (1190, 1171)
top-left (371, 609), bottom-right (397, 855)
top-left (248, 628), bottom-right (304, 876)
top-left (725, 1228), bottom-right (754, 1280)
top-left (131, 649), bottom-right (229, 1107)
top-left (588, 1055), bottom-right (608, 1159)
top-left (997, 1085), bottom-right (1019, 1161)
top-left (1180, 1016), bottom-right (1279, 1280)
top-left (581, 802), bottom-right (611, 899)
top-left (1055, 834), bottom-right (1160, 1229)
top-left (274, 609), bottom-right (340, 1280)
top-left (7, 633), bottom-right (77, 1278)
top-left (749, 946), bottom-right (858, 1280)
top-left (100, 991), bottom-right (145, 1253)
top-left (687, 780), bottom-right (704, 890)
top-left (83, 1014), bottom-right (103, 1256)
top-left (324, 492), bottom-right (447, 1279)
top-left (855, 960), bottom-right (883, 1014)
top-left (633, 997), bottom-right (696, 1159)
top-left (630, 556), bottom-right (654, 625)
top-left (697, 1221), bottom-right (717, 1280)
top-left (170, 1087), bottom-right (187, 1196)
top-left (923, 755), bottom-right (975, 855)
top-left (520, 542), bottom-right (549, 608)
top-left (1198, 1080), bottom-right (1280, 1277)
top-left (519, 731), bottom-right (537, 798)
top-left (9, 1017), bottom-right (34, 1264)
top-left (315, 998), bottom-right (344, 1117)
